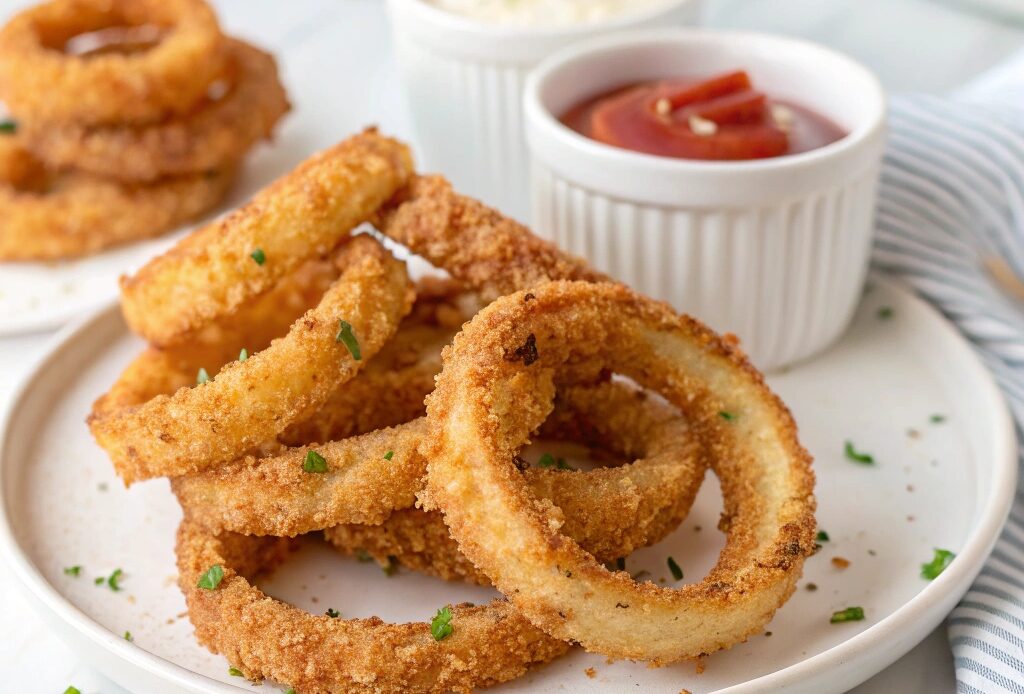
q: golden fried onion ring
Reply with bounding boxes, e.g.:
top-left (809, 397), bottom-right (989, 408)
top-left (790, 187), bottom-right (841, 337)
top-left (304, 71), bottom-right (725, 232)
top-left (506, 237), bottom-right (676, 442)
top-left (325, 379), bottom-right (707, 585)
top-left (22, 38), bottom-right (289, 182)
top-left (176, 521), bottom-right (568, 694)
top-left (90, 235), bottom-right (413, 484)
top-left (172, 379), bottom-right (706, 540)
top-left (376, 174), bottom-right (608, 301)
top-left (422, 281), bottom-right (816, 664)
top-left (0, 135), bottom-right (234, 261)
top-left (0, 0), bottom-right (227, 126)
top-left (120, 128), bottom-right (414, 347)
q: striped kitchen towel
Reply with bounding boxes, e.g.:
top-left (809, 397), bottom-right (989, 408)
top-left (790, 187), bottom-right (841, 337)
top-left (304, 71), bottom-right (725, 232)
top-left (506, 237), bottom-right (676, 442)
top-left (872, 50), bottom-right (1024, 694)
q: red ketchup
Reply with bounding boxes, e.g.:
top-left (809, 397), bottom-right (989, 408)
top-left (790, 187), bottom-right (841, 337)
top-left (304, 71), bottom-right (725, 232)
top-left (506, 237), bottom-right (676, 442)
top-left (560, 70), bottom-right (846, 160)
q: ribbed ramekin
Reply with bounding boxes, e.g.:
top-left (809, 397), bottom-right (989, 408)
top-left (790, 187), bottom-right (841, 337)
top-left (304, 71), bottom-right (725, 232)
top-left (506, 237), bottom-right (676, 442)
top-left (524, 30), bottom-right (886, 371)
top-left (384, 0), bottom-right (701, 221)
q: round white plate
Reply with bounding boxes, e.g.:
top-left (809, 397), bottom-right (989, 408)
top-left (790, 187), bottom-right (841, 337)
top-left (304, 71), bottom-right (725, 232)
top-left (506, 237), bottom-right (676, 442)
top-left (0, 277), bottom-right (1015, 694)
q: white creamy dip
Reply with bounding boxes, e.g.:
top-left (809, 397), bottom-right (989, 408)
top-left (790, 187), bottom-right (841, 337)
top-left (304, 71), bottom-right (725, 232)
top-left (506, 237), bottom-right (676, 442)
top-left (427, 0), bottom-right (674, 26)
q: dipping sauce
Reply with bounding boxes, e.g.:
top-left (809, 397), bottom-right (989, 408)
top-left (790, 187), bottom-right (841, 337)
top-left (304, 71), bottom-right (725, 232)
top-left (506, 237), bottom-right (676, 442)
top-left (561, 71), bottom-right (846, 160)
top-left (428, 0), bottom-right (674, 26)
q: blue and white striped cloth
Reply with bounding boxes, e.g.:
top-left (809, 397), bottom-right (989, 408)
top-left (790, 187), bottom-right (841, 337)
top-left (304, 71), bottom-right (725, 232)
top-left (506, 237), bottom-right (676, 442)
top-left (872, 52), bottom-right (1024, 693)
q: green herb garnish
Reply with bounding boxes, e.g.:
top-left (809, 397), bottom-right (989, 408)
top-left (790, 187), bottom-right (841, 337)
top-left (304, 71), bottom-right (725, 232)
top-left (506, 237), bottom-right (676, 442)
top-left (0, 119), bottom-right (17, 134)
top-left (303, 449), bottom-right (328, 473)
top-left (844, 441), bottom-right (875, 465)
top-left (719, 411), bottom-right (737, 421)
top-left (325, 608), bottom-right (340, 618)
top-left (63, 687), bottom-right (81, 694)
top-left (816, 530), bottom-right (830, 543)
top-left (250, 248), bottom-right (266, 265)
top-left (123, 631), bottom-right (132, 641)
top-left (196, 367), bottom-right (210, 385)
top-left (335, 319), bottom-right (361, 360)
top-left (930, 414), bottom-right (946, 424)
top-left (94, 576), bottom-right (104, 585)
top-left (430, 606), bottom-right (454, 641)
top-left (238, 348), bottom-right (248, 362)
top-left (830, 606), bottom-right (865, 623)
top-left (382, 555), bottom-right (398, 576)
top-left (537, 453), bottom-right (573, 470)
top-left (105, 568), bottom-right (123, 591)
top-left (383, 450), bottom-right (394, 461)
top-left (921, 548), bottom-right (955, 580)
top-left (356, 549), bottom-right (373, 563)
top-left (877, 306), bottom-right (893, 320)
top-left (64, 565), bottom-right (82, 577)
top-left (229, 666), bottom-right (244, 677)
top-left (667, 556), bottom-right (683, 581)
top-left (197, 564), bottom-right (224, 590)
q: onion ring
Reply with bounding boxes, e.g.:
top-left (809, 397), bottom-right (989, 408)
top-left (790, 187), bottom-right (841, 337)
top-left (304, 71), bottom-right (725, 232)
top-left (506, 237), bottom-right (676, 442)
top-left (120, 128), bottom-right (415, 347)
top-left (89, 235), bottom-right (414, 484)
top-left (172, 379), bottom-right (706, 539)
top-left (0, 135), bottom-right (234, 261)
top-left (422, 280), bottom-right (816, 664)
top-left (22, 38), bottom-right (289, 182)
top-left (176, 521), bottom-right (568, 694)
top-left (375, 174), bottom-right (608, 301)
top-left (325, 379), bottom-right (707, 585)
top-left (0, 0), bottom-right (227, 126)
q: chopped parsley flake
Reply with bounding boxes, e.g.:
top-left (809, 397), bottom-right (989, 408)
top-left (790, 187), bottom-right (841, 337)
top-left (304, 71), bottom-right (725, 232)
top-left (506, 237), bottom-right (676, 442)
top-left (303, 449), bottom-right (328, 473)
top-left (229, 666), bottom-right (244, 677)
top-left (64, 565), bottom-right (82, 577)
top-left (830, 606), bottom-right (865, 623)
top-left (196, 367), bottom-right (210, 385)
top-left (63, 687), bottom-right (81, 694)
top-left (430, 606), bottom-right (454, 641)
top-left (356, 549), bottom-right (373, 563)
top-left (930, 414), bottom-right (946, 424)
top-left (238, 348), bottom-right (248, 362)
top-left (285, 690), bottom-right (296, 694)
top-left (250, 248), bottom-right (266, 265)
top-left (667, 556), bottom-right (684, 581)
top-left (95, 568), bottom-right (123, 592)
top-left (816, 530), bottom-right (830, 543)
top-left (197, 564), bottom-right (224, 590)
top-left (877, 306), bottom-right (893, 320)
top-left (719, 411), bottom-right (737, 421)
top-left (335, 319), bottom-right (361, 360)
top-left (921, 548), bottom-right (955, 580)
top-left (326, 608), bottom-right (340, 618)
top-left (844, 441), bottom-right (875, 465)
top-left (123, 631), bottom-right (132, 641)
top-left (382, 555), bottom-right (398, 576)
top-left (537, 453), bottom-right (573, 470)
top-left (0, 119), bottom-right (17, 134)
top-left (383, 450), bottom-right (394, 461)
top-left (94, 577), bottom-right (104, 585)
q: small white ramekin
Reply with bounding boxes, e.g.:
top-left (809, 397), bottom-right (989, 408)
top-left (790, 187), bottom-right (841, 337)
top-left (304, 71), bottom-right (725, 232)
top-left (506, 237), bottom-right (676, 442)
top-left (385, 0), bottom-right (701, 221)
top-left (524, 30), bottom-right (887, 371)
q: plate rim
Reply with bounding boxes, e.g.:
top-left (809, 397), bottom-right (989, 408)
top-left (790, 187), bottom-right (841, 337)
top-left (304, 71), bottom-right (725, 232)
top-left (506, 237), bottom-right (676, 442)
top-left (0, 276), bottom-right (1017, 694)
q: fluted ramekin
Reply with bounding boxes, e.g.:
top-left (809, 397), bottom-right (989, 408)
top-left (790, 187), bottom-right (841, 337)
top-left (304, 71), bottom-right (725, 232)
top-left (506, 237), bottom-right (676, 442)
top-left (524, 30), bottom-right (886, 371)
top-left (385, 0), bottom-right (701, 221)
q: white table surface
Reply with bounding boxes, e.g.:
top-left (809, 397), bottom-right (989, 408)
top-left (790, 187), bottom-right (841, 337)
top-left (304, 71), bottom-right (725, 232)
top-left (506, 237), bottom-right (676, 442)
top-left (0, 1), bottom-right (1021, 692)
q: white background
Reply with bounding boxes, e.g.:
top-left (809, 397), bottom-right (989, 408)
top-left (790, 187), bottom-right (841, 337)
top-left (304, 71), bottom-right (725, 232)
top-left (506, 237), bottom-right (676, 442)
top-left (0, 0), bottom-right (1022, 691)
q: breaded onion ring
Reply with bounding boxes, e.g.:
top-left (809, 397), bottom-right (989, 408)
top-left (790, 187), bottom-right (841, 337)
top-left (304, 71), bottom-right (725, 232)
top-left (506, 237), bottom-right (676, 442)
top-left (422, 281), bottom-right (817, 664)
top-left (0, 0), bottom-right (227, 126)
top-left (120, 129), bottom-right (415, 347)
top-left (0, 136), bottom-right (234, 261)
top-left (89, 236), bottom-right (414, 484)
top-left (22, 38), bottom-right (289, 182)
top-left (375, 174), bottom-right (608, 301)
top-left (325, 380), bottom-right (707, 585)
top-left (172, 380), bottom-right (706, 539)
top-left (177, 522), bottom-right (568, 694)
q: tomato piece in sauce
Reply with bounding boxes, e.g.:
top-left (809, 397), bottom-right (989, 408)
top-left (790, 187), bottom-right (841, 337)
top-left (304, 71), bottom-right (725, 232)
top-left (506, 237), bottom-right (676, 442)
top-left (561, 70), bottom-right (846, 161)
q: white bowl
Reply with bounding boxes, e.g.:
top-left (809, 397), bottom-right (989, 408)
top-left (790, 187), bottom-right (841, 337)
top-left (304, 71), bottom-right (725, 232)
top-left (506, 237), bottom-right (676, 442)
top-left (385, 0), bottom-right (701, 221)
top-left (524, 30), bottom-right (887, 371)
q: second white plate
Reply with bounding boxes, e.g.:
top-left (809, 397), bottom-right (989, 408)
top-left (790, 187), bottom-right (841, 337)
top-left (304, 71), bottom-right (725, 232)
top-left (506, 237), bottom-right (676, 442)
top-left (0, 277), bottom-right (1016, 693)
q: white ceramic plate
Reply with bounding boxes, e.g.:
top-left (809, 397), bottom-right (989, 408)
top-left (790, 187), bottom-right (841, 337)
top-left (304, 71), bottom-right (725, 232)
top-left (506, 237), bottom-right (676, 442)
top-left (0, 277), bottom-right (1015, 694)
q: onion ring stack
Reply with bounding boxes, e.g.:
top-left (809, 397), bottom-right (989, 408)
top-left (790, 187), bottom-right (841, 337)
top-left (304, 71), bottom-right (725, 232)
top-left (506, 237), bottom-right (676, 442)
top-left (0, 0), bottom-right (289, 261)
top-left (88, 129), bottom-right (816, 691)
